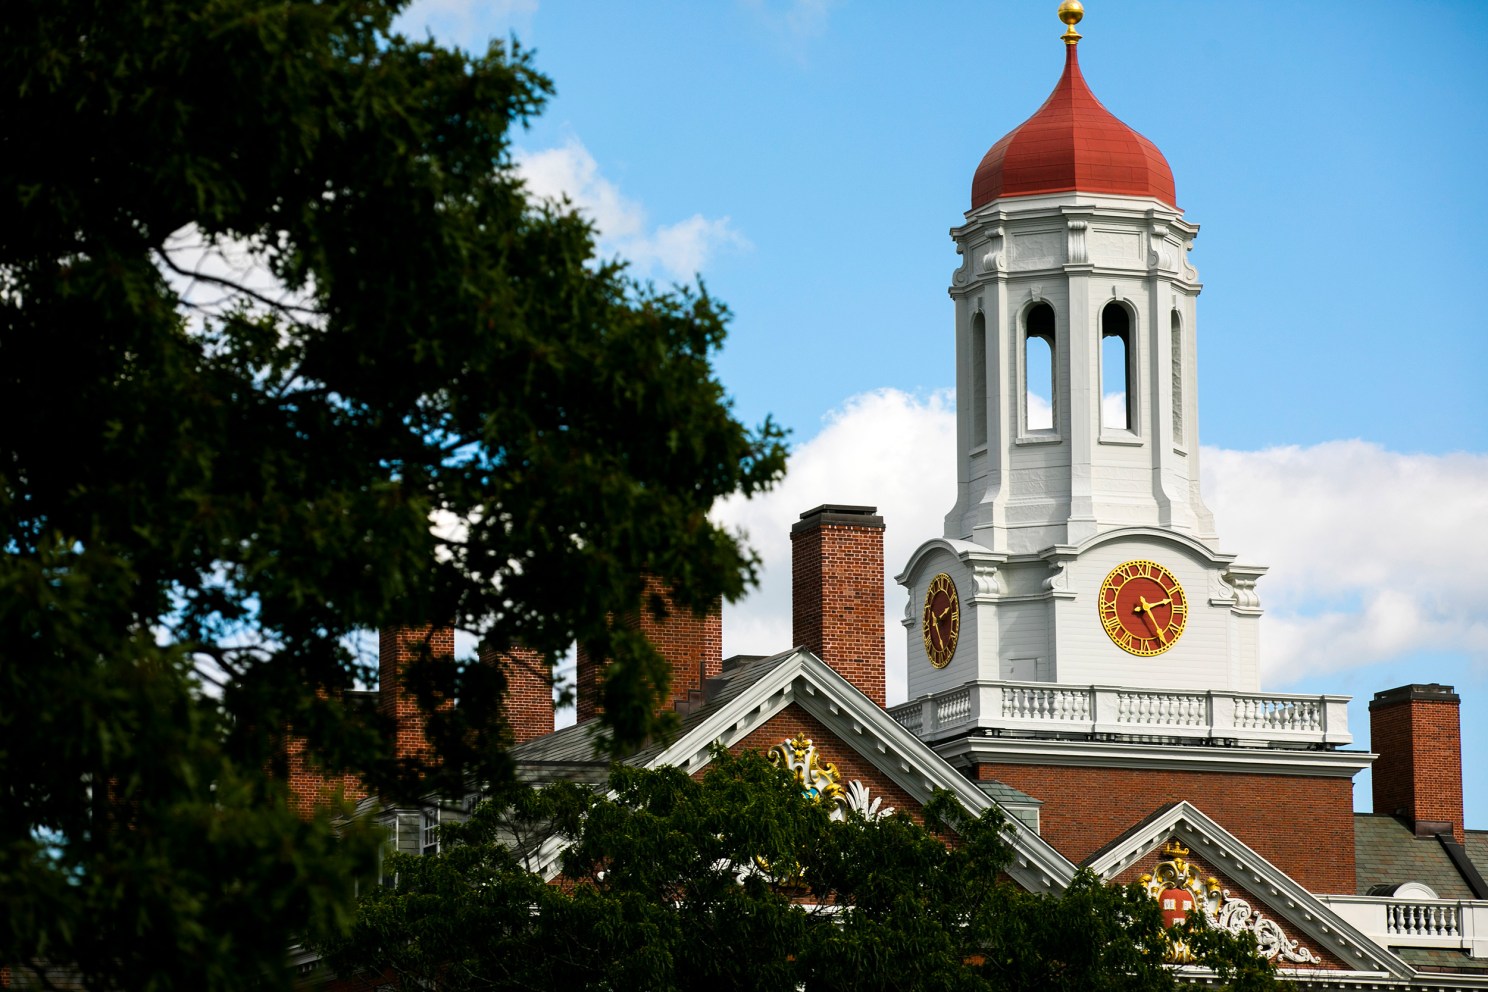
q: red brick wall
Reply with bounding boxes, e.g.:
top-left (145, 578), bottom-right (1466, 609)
top-left (1108, 842), bottom-right (1349, 970)
top-left (576, 577), bottom-right (722, 722)
top-left (480, 643), bottom-right (554, 745)
top-left (284, 730), bottom-right (367, 819)
top-left (790, 505), bottom-right (886, 707)
top-left (974, 763), bottom-right (1356, 894)
top-left (731, 705), bottom-right (921, 823)
top-left (379, 626), bottom-right (455, 764)
top-left (1369, 684), bottom-right (1464, 842)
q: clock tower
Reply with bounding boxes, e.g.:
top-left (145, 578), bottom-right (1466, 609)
top-left (898, 2), bottom-right (1269, 700)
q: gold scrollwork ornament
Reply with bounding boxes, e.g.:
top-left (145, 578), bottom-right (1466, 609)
top-left (767, 733), bottom-right (844, 807)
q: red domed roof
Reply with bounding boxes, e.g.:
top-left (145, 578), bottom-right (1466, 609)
top-left (971, 44), bottom-right (1176, 210)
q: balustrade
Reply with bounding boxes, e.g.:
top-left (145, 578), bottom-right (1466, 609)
top-left (886, 681), bottom-right (1351, 746)
top-left (1319, 895), bottom-right (1487, 958)
top-left (1388, 901), bottom-right (1461, 938)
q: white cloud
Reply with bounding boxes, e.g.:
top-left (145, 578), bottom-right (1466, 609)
top-left (1202, 441), bottom-right (1488, 686)
top-left (1028, 391), bottom-right (1053, 431)
top-left (156, 224), bottom-right (318, 336)
top-left (394, 0), bottom-right (537, 52)
top-left (716, 388), bottom-right (956, 704)
top-left (514, 138), bottom-right (749, 282)
top-left (718, 392), bottom-right (1488, 705)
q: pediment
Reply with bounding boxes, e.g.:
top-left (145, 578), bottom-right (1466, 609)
top-left (636, 648), bottom-right (1076, 894)
top-left (1084, 802), bottom-right (1411, 979)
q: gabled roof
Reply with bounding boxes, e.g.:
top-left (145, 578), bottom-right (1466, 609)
top-left (1084, 801), bottom-right (1414, 981)
top-left (512, 647), bottom-right (1077, 893)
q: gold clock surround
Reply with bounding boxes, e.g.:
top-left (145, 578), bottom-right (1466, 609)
top-left (1098, 559), bottom-right (1188, 657)
top-left (922, 572), bottom-right (960, 668)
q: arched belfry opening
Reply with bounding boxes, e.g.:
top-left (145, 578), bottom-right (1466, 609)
top-left (1171, 309), bottom-right (1184, 445)
top-left (1024, 303), bottom-right (1055, 432)
top-left (1100, 301), bottom-right (1131, 431)
top-left (971, 311), bottom-right (988, 447)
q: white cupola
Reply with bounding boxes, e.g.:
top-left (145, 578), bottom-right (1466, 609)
top-left (899, 2), bottom-right (1267, 699)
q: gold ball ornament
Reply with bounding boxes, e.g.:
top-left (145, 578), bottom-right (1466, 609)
top-left (1059, 0), bottom-right (1084, 44)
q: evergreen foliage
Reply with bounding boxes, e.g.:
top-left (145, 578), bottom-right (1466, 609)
top-left (323, 751), bottom-right (1283, 992)
top-left (0, 1), bottom-right (784, 987)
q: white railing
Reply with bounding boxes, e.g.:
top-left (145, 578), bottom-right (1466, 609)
top-left (1320, 896), bottom-right (1488, 959)
top-left (887, 680), bottom-right (1352, 747)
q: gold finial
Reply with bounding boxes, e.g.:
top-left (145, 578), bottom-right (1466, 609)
top-left (1059, 0), bottom-right (1084, 45)
top-left (1161, 839), bottom-right (1190, 857)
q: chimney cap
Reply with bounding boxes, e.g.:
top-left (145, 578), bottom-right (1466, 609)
top-left (1369, 683), bottom-right (1460, 709)
top-left (792, 504), bottom-right (884, 533)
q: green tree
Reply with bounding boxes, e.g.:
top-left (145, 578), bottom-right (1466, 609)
top-left (320, 751), bottom-right (1282, 992)
top-left (0, 0), bottom-right (784, 988)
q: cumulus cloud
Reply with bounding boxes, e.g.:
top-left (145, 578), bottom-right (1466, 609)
top-left (717, 391), bottom-right (1488, 704)
top-left (1202, 441), bottom-right (1488, 686)
top-left (715, 388), bottom-right (956, 704)
top-left (514, 138), bottom-right (750, 282)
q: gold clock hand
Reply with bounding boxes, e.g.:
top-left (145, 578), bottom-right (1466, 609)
top-left (1136, 596), bottom-right (1166, 643)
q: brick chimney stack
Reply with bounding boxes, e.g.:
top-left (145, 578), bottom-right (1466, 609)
top-left (1369, 683), bottom-right (1464, 842)
top-left (791, 504), bottom-right (886, 707)
top-left (479, 642), bottom-right (555, 745)
top-left (379, 625), bottom-right (454, 763)
top-left (575, 577), bottom-right (722, 722)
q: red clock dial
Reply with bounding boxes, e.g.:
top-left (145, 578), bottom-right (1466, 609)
top-left (1098, 560), bottom-right (1188, 657)
top-left (921, 572), bottom-right (960, 668)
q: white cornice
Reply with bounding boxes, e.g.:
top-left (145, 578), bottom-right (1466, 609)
top-left (932, 735), bottom-right (1374, 779)
top-left (955, 191), bottom-right (1188, 234)
top-left (1071, 525), bottom-right (1237, 568)
top-left (895, 537), bottom-right (1006, 586)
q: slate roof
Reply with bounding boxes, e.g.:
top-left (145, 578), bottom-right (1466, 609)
top-left (976, 780), bottom-right (1042, 833)
top-left (1353, 814), bottom-right (1488, 898)
top-left (1393, 947), bottom-right (1488, 974)
top-left (1465, 830), bottom-right (1488, 881)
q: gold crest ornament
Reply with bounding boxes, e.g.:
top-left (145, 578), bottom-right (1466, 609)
top-left (767, 733), bottom-right (844, 807)
top-left (1139, 839), bottom-right (1320, 964)
top-left (1097, 560), bottom-right (1187, 656)
top-left (922, 572), bottom-right (960, 668)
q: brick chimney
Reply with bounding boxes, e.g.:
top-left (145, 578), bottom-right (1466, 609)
top-left (1369, 683), bottom-right (1464, 841)
top-left (791, 504), bottom-right (886, 707)
top-left (379, 625), bottom-right (454, 763)
top-left (479, 642), bottom-right (555, 744)
top-left (575, 576), bottom-right (722, 722)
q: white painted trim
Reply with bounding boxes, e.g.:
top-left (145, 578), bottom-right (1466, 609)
top-left (931, 735), bottom-right (1374, 779)
top-left (895, 537), bottom-right (1005, 587)
top-left (1070, 525), bottom-right (1238, 568)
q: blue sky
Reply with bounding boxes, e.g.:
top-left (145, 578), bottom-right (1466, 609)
top-left (399, 2), bottom-right (1488, 826)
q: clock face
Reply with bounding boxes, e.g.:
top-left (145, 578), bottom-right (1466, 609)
top-left (1098, 560), bottom-right (1188, 657)
top-left (922, 572), bottom-right (960, 669)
